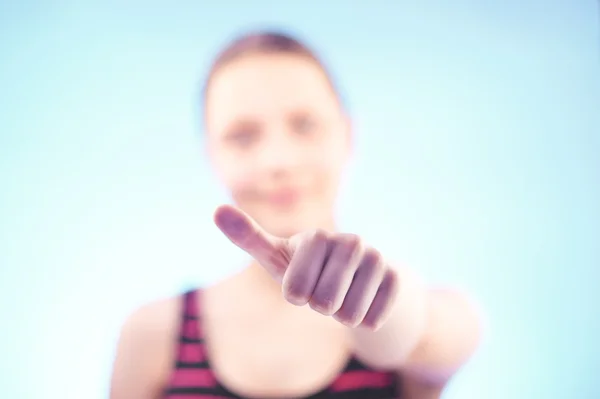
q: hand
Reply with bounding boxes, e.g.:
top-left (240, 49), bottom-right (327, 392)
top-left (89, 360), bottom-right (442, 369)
top-left (214, 205), bottom-right (399, 330)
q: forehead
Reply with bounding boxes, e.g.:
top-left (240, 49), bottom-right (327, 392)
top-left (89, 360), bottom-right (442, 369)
top-left (205, 54), bottom-right (339, 132)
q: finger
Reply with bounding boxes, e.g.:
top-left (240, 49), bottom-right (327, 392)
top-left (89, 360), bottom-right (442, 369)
top-left (214, 205), bottom-right (288, 276)
top-left (361, 269), bottom-right (400, 330)
top-left (333, 249), bottom-right (386, 327)
top-left (309, 234), bottom-right (363, 316)
top-left (214, 204), bottom-right (277, 255)
top-left (282, 230), bottom-right (330, 306)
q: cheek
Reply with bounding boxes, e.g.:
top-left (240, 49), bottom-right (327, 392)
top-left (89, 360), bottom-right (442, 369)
top-left (309, 140), bottom-right (347, 194)
top-left (214, 155), bottom-right (257, 198)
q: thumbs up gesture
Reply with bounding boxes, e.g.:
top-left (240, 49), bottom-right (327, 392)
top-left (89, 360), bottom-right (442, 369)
top-left (214, 205), bottom-right (399, 330)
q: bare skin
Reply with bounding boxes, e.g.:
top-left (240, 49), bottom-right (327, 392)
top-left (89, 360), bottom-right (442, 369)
top-left (110, 53), bottom-right (482, 399)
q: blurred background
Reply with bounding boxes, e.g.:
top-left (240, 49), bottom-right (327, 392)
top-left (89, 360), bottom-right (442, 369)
top-left (1, 1), bottom-right (599, 398)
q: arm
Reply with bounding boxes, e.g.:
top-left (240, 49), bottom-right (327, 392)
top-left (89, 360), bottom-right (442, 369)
top-left (110, 299), bottom-right (178, 399)
top-left (212, 205), bottom-right (483, 393)
top-left (351, 265), bottom-right (483, 389)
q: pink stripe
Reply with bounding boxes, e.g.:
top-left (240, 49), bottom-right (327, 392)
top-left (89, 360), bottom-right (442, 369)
top-left (181, 318), bottom-right (200, 338)
top-left (177, 342), bottom-right (206, 363)
top-left (196, 321), bottom-right (204, 338)
top-left (168, 396), bottom-right (229, 399)
top-left (170, 368), bottom-right (217, 388)
top-left (330, 370), bottom-right (394, 392)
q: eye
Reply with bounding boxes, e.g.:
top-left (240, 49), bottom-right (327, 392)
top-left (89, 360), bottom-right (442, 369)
top-left (224, 122), bottom-right (260, 148)
top-left (290, 113), bottom-right (317, 136)
top-left (228, 130), bottom-right (257, 147)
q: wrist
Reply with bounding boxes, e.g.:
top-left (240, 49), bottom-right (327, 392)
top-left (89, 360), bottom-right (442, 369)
top-left (349, 265), bottom-right (430, 369)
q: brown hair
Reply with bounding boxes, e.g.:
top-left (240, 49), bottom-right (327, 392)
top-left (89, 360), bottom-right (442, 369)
top-left (202, 29), bottom-right (343, 121)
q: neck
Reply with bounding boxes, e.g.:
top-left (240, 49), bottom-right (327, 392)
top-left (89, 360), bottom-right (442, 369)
top-left (245, 261), bottom-right (283, 299)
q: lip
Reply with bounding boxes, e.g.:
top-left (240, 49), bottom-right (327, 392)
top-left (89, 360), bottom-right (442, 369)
top-left (266, 188), bottom-right (301, 207)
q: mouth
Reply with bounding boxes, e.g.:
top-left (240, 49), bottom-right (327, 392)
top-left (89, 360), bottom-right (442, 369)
top-left (265, 188), bottom-right (301, 207)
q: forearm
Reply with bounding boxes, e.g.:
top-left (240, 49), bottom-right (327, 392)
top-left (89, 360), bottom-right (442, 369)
top-left (350, 266), bottom-right (429, 370)
top-left (350, 266), bottom-right (482, 385)
top-left (402, 288), bottom-right (483, 384)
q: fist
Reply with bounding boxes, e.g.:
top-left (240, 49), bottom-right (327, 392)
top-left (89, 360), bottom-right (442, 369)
top-left (214, 205), bottom-right (399, 330)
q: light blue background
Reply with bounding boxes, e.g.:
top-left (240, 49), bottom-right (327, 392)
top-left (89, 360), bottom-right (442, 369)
top-left (1, 1), bottom-right (599, 398)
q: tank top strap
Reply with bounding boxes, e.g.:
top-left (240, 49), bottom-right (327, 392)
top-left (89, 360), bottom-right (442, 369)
top-left (182, 288), bottom-right (200, 317)
top-left (178, 288), bottom-right (204, 343)
top-left (166, 289), bottom-right (219, 398)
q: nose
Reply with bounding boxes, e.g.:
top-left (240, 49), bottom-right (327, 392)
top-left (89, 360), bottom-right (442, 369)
top-left (256, 129), bottom-right (301, 176)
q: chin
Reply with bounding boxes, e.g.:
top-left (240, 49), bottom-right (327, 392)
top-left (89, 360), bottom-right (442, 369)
top-left (250, 205), bottom-right (329, 237)
top-left (258, 216), bottom-right (305, 238)
top-left (263, 216), bottom-right (325, 238)
top-left (266, 224), bottom-right (303, 239)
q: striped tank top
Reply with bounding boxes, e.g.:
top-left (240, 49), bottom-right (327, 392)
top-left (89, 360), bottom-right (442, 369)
top-left (164, 289), bottom-right (400, 399)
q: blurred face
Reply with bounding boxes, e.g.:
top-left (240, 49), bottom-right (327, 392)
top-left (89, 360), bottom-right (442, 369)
top-left (205, 53), bottom-right (351, 237)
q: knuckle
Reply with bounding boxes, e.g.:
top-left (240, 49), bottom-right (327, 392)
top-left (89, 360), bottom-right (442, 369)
top-left (309, 295), bottom-right (336, 315)
top-left (340, 233), bottom-right (362, 247)
top-left (385, 268), bottom-right (399, 288)
top-left (362, 248), bottom-right (384, 271)
top-left (334, 307), bottom-right (362, 327)
top-left (310, 279), bottom-right (345, 316)
top-left (304, 229), bottom-right (329, 246)
top-left (310, 280), bottom-right (341, 315)
top-left (340, 234), bottom-right (363, 254)
top-left (331, 234), bottom-right (363, 265)
top-left (284, 288), bottom-right (309, 306)
top-left (381, 270), bottom-right (400, 299)
top-left (362, 312), bottom-right (384, 330)
top-left (313, 229), bottom-right (329, 243)
top-left (282, 278), bottom-right (310, 305)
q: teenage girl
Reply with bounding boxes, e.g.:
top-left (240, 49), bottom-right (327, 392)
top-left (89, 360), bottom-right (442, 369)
top-left (110, 30), bottom-right (482, 399)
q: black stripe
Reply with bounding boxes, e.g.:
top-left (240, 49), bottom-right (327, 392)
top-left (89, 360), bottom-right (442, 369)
top-left (341, 357), bottom-right (374, 372)
top-left (247, 385), bottom-right (397, 399)
top-left (175, 360), bottom-right (210, 369)
top-left (166, 386), bottom-right (397, 399)
top-left (166, 386), bottom-right (398, 399)
top-left (183, 314), bottom-right (198, 320)
top-left (179, 336), bottom-right (204, 344)
top-left (165, 386), bottom-right (237, 397)
top-left (311, 387), bottom-right (398, 399)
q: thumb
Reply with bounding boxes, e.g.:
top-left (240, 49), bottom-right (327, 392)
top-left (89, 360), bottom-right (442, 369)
top-left (213, 205), bottom-right (289, 277)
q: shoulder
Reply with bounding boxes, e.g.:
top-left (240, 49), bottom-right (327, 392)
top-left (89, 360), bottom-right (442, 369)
top-left (109, 293), bottom-right (188, 399)
top-left (121, 294), bottom-right (183, 340)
